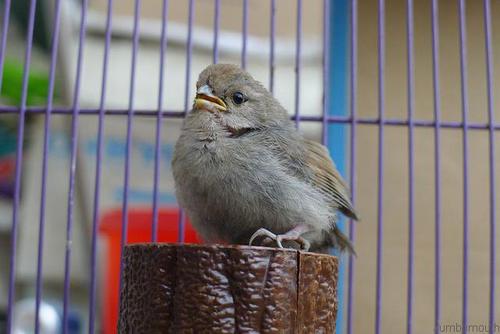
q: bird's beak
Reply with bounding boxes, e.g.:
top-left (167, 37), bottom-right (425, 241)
top-left (193, 85), bottom-right (228, 112)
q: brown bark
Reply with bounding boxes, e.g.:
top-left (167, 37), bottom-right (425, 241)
top-left (118, 243), bottom-right (338, 334)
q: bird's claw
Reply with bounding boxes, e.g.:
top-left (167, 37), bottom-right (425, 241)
top-left (276, 234), bottom-right (311, 252)
top-left (249, 228), bottom-right (279, 247)
top-left (249, 228), bottom-right (310, 251)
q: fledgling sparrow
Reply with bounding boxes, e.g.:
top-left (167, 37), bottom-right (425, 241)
top-left (172, 64), bottom-right (358, 253)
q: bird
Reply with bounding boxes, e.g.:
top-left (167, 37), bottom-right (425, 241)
top-left (172, 64), bottom-right (358, 253)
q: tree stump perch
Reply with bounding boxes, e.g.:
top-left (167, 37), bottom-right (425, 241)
top-left (118, 243), bottom-right (339, 333)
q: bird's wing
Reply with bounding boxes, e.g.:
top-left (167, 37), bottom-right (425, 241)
top-left (302, 139), bottom-right (358, 220)
top-left (259, 127), bottom-right (358, 220)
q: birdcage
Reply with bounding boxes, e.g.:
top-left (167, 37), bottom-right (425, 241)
top-left (0, 0), bottom-right (498, 333)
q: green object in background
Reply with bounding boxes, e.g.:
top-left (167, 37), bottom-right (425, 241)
top-left (0, 59), bottom-right (54, 106)
top-left (0, 59), bottom-right (58, 166)
top-left (0, 1), bottom-right (53, 195)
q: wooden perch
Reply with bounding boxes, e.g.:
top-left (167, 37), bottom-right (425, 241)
top-left (118, 243), bottom-right (339, 333)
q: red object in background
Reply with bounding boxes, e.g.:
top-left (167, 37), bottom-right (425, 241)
top-left (0, 157), bottom-right (15, 180)
top-left (99, 208), bottom-right (201, 334)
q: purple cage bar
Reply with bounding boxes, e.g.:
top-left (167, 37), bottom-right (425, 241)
top-left (269, 0), bottom-right (276, 93)
top-left (213, 0), bottom-right (220, 64)
top-left (6, 0), bottom-right (36, 331)
top-left (117, 0), bottom-right (141, 319)
top-left (61, 0), bottom-right (88, 331)
top-left (346, 0), bottom-right (357, 333)
top-left (406, 0), bottom-right (415, 333)
top-left (241, 0), bottom-right (248, 69)
top-left (483, 0), bottom-right (497, 332)
top-left (2, 106), bottom-right (500, 130)
top-left (294, 0), bottom-right (302, 129)
top-left (88, 0), bottom-right (114, 332)
top-left (321, 1), bottom-right (330, 158)
top-left (176, 0), bottom-right (195, 244)
top-left (375, 0), bottom-right (385, 333)
top-left (151, 0), bottom-right (169, 243)
top-left (431, 0), bottom-right (442, 333)
top-left (0, 0), bottom-right (498, 333)
top-left (457, 1), bottom-right (470, 332)
top-left (35, 0), bottom-right (62, 332)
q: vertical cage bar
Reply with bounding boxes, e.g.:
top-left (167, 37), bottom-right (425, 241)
top-left (34, 0), bottom-right (62, 332)
top-left (6, 0), bottom-right (37, 332)
top-left (119, 0), bottom-right (141, 306)
top-left (62, 0), bottom-right (88, 331)
top-left (213, 0), bottom-right (220, 64)
top-left (294, 0), bottom-right (302, 128)
top-left (151, 0), bottom-right (168, 242)
top-left (321, 0), bottom-right (330, 145)
top-left (0, 0), bottom-right (11, 91)
top-left (431, 0), bottom-right (442, 332)
top-left (406, 0), bottom-right (415, 333)
top-left (457, 1), bottom-right (470, 332)
top-left (151, 0), bottom-right (169, 242)
top-left (347, 0), bottom-right (357, 333)
top-left (241, 0), bottom-right (248, 69)
top-left (483, 0), bottom-right (496, 331)
top-left (88, 0), bottom-right (113, 331)
top-left (269, 0), bottom-right (276, 93)
top-left (182, 0), bottom-right (194, 116)
top-left (179, 0), bottom-right (195, 242)
top-left (375, 0), bottom-right (385, 333)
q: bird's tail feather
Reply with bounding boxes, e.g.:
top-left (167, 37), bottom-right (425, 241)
top-left (330, 226), bottom-right (356, 255)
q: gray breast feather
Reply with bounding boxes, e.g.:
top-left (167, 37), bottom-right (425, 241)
top-left (172, 132), bottom-right (333, 243)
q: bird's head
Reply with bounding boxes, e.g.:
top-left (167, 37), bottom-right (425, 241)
top-left (191, 64), bottom-right (288, 135)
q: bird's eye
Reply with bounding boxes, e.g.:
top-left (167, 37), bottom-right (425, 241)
top-left (232, 92), bottom-right (248, 105)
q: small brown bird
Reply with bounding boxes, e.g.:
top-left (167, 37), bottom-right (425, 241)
top-left (172, 64), bottom-right (358, 253)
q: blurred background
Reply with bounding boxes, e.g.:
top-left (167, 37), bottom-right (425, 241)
top-left (0, 0), bottom-right (499, 333)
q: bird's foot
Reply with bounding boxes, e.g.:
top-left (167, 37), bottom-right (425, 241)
top-left (248, 228), bottom-right (279, 248)
top-left (249, 227), bottom-right (311, 251)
